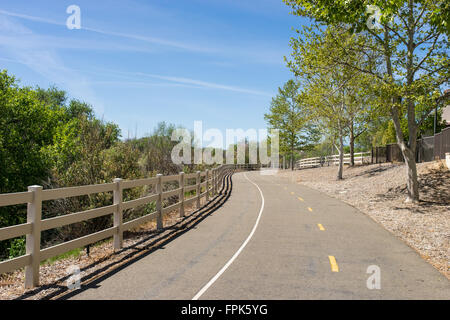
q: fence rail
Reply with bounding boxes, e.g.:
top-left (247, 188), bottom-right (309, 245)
top-left (296, 127), bottom-right (450, 169)
top-left (0, 164), bottom-right (236, 288)
top-left (296, 152), bottom-right (371, 169)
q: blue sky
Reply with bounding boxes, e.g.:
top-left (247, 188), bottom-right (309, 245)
top-left (0, 0), bottom-right (306, 139)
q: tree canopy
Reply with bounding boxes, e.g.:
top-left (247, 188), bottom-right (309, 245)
top-left (264, 80), bottom-right (319, 169)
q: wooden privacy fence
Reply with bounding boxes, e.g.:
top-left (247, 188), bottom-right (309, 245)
top-left (296, 152), bottom-right (371, 169)
top-left (372, 144), bottom-right (404, 163)
top-left (0, 164), bottom-right (235, 288)
top-left (432, 127), bottom-right (450, 160)
top-left (374, 127), bottom-right (450, 164)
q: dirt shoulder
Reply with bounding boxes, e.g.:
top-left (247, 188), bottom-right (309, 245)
top-left (278, 161), bottom-right (449, 279)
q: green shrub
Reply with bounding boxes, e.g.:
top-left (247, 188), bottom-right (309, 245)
top-left (8, 237), bottom-right (25, 259)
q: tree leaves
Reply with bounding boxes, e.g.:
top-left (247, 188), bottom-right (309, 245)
top-left (264, 79), bottom-right (319, 159)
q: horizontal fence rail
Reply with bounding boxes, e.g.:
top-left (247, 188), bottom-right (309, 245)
top-left (295, 127), bottom-right (450, 169)
top-left (296, 152), bottom-right (371, 169)
top-left (0, 164), bottom-right (240, 288)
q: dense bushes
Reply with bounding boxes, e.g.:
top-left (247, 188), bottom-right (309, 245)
top-left (0, 70), bottom-right (201, 260)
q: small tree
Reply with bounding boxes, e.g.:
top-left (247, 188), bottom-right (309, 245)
top-left (287, 25), bottom-right (376, 177)
top-left (302, 76), bottom-right (352, 180)
top-left (264, 80), bottom-right (318, 170)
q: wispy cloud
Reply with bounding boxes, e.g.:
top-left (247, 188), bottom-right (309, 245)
top-left (1, 54), bottom-right (272, 97)
top-left (0, 8), bottom-right (274, 100)
top-left (0, 33), bottom-right (158, 53)
top-left (86, 68), bottom-right (272, 97)
top-left (0, 9), bottom-right (63, 26)
top-left (0, 8), bottom-right (285, 64)
top-left (82, 80), bottom-right (204, 90)
top-left (82, 26), bottom-right (214, 52)
top-left (0, 15), bottom-right (105, 113)
top-left (0, 9), bottom-right (213, 53)
top-left (140, 73), bottom-right (272, 97)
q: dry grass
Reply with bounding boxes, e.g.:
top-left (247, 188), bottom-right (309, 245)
top-left (278, 161), bottom-right (450, 279)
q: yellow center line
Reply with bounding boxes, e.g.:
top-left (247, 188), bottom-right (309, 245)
top-left (318, 223), bottom-right (325, 231)
top-left (290, 192), bottom-right (294, 195)
top-left (298, 197), bottom-right (304, 202)
top-left (328, 256), bottom-right (339, 272)
top-left (308, 207), bottom-right (313, 212)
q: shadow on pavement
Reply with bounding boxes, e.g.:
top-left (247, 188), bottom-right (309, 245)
top-left (14, 172), bottom-right (235, 300)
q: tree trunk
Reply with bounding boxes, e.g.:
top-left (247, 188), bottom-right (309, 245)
top-left (337, 121), bottom-right (344, 180)
top-left (391, 103), bottom-right (420, 202)
top-left (403, 2), bottom-right (420, 203)
top-left (291, 145), bottom-right (294, 171)
top-left (350, 120), bottom-right (355, 166)
top-left (383, 23), bottom-right (420, 203)
top-left (403, 148), bottom-right (419, 202)
top-left (338, 134), bottom-right (344, 180)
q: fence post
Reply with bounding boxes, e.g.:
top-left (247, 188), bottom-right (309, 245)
top-left (446, 153), bottom-right (450, 170)
top-left (218, 168), bottom-right (222, 194)
top-left (371, 147), bottom-right (374, 164)
top-left (215, 168), bottom-right (219, 195)
top-left (212, 169), bottom-right (216, 196)
top-left (206, 169), bottom-right (210, 202)
top-left (387, 144), bottom-right (391, 162)
top-left (156, 174), bottom-right (163, 230)
top-left (196, 171), bottom-right (201, 208)
top-left (25, 185), bottom-right (43, 289)
top-left (179, 172), bottom-right (185, 217)
top-left (113, 178), bottom-right (123, 250)
top-left (216, 168), bottom-right (220, 194)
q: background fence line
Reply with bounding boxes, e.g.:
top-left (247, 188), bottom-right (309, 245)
top-left (296, 127), bottom-right (450, 169)
top-left (296, 152), bottom-right (371, 169)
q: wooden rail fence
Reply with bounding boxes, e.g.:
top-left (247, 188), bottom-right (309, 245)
top-left (0, 164), bottom-right (236, 288)
top-left (296, 151), bottom-right (371, 169)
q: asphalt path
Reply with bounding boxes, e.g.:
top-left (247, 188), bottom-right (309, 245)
top-left (69, 170), bottom-right (450, 300)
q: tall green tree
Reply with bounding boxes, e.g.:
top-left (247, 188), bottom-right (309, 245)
top-left (287, 25), bottom-right (378, 177)
top-left (285, 0), bottom-right (449, 202)
top-left (302, 72), bottom-right (353, 179)
top-left (264, 80), bottom-right (318, 170)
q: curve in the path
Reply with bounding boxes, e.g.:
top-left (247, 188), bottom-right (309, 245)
top-left (69, 171), bottom-right (450, 300)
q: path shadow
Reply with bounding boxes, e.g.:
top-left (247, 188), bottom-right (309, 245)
top-left (14, 172), bottom-right (235, 300)
top-left (351, 163), bottom-right (403, 178)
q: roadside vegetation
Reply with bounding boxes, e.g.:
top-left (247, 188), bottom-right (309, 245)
top-left (265, 0), bottom-right (448, 201)
top-left (0, 70), bottom-right (211, 261)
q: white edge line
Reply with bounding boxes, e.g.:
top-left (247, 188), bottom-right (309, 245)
top-left (192, 172), bottom-right (265, 300)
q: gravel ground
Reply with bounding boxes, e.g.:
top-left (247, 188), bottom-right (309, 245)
top-left (278, 161), bottom-right (450, 279)
top-left (0, 188), bottom-right (229, 300)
